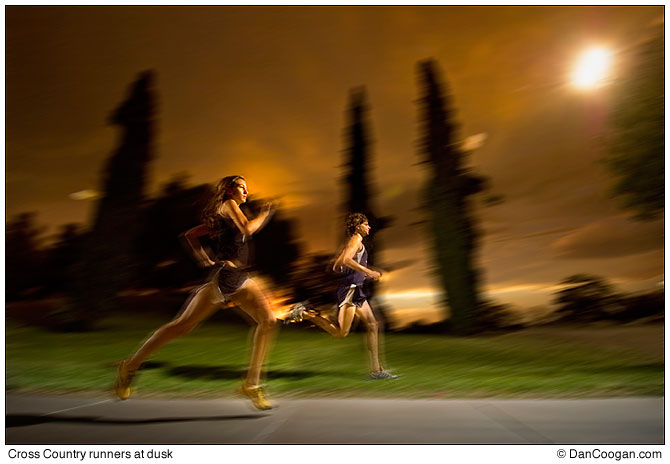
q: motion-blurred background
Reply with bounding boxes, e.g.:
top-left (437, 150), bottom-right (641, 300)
top-left (6, 6), bottom-right (663, 399)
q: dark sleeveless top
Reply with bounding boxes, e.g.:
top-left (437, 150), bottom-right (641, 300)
top-left (340, 244), bottom-right (368, 288)
top-left (208, 216), bottom-right (249, 265)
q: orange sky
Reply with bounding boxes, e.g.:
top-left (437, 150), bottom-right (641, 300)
top-left (6, 6), bottom-right (664, 326)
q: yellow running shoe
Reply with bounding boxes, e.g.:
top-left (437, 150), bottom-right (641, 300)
top-left (239, 384), bottom-right (274, 410)
top-left (115, 359), bottom-right (136, 400)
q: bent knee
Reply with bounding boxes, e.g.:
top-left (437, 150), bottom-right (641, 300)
top-left (257, 314), bottom-right (277, 329)
top-left (334, 329), bottom-right (350, 339)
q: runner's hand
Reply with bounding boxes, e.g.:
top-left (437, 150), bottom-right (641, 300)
top-left (261, 202), bottom-right (274, 215)
top-left (368, 270), bottom-right (382, 281)
top-left (200, 258), bottom-right (217, 268)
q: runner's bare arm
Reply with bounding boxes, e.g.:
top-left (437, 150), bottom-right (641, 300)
top-left (334, 234), bottom-right (381, 280)
top-left (220, 199), bottom-right (273, 236)
top-left (182, 224), bottom-right (216, 267)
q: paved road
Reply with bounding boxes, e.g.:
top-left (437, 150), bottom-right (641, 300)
top-left (5, 394), bottom-right (663, 444)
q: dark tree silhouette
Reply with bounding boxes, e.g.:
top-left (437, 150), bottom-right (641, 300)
top-left (289, 253), bottom-right (340, 307)
top-left (135, 175), bottom-right (212, 289)
top-left (416, 59), bottom-right (487, 335)
top-left (41, 223), bottom-right (86, 296)
top-left (553, 275), bottom-right (664, 324)
top-left (68, 70), bottom-right (158, 329)
top-left (242, 198), bottom-right (302, 288)
top-left (341, 87), bottom-right (392, 324)
top-left (552, 274), bottom-right (621, 322)
top-left (616, 290), bottom-right (664, 323)
top-left (6, 212), bottom-right (44, 300)
top-left (604, 28), bottom-right (663, 221)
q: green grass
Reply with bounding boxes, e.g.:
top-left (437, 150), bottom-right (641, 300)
top-left (5, 315), bottom-right (664, 399)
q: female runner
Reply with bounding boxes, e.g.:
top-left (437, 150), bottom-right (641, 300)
top-left (115, 176), bottom-right (277, 409)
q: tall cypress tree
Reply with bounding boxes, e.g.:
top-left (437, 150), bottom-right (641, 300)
top-left (343, 87), bottom-right (372, 216)
top-left (604, 29), bottom-right (663, 221)
top-left (341, 87), bottom-right (391, 324)
top-left (93, 70), bottom-right (156, 228)
top-left (416, 60), bottom-right (485, 334)
top-left (68, 70), bottom-right (157, 329)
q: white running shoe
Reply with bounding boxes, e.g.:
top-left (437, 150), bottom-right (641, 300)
top-left (369, 370), bottom-right (399, 380)
top-left (284, 302), bottom-right (307, 324)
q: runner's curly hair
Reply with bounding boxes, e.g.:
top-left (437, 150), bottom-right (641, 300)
top-left (345, 212), bottom-right (368, 236)
top-left (202, 175), bottom-right (245, 231)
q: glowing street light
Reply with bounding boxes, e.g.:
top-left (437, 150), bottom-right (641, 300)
top-left (572, 47), bottom-right (613, 89)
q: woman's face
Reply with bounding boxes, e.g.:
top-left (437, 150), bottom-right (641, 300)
top-left (228, 179), bottom-right (248, 204)
top-left (356, 221), bottom-right (371, 237)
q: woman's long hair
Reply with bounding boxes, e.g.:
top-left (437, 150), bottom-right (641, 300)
top-left (202, 175), bottom-right (245, 231)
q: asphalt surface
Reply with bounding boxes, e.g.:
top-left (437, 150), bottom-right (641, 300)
top-left (5, 393), bottom-right (664, 444)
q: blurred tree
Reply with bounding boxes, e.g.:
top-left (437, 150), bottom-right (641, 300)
top-left (6, 212), bottom-right (45, 300)
top-left (416, 59), bottom-right (487, 334)
top-left (68, 70), bottom-right (158, 329)
top-left (41, 223), bottom-right (86, 296)
top-left (242, 198), bottom-right (302, 288)
top-left (604, 28), bottom-right (663, 220)
top-left (476, 301), bottom-right (524, 332)
top-left (617, 290), bottom-right (664, 322)
top-left (552, 274), bottom-right (622, 322)
top-left (341, 87), bottom-right (393, 325)
top-left (288, 253), bottom-right (340, 307)
top-left (135, 174), bottom-right (212, 289)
